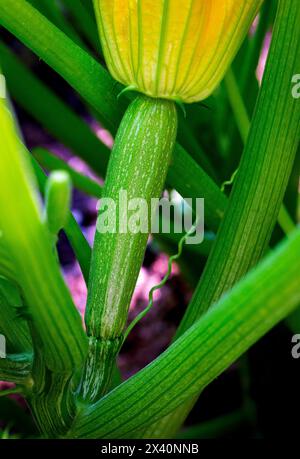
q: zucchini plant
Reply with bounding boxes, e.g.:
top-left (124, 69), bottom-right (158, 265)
top-left (0, 0), bottom-right (299, 439)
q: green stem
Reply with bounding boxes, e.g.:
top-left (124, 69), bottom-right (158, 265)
top-left (238, 0), bottom-right (274, 99)
top-left (224, 67), bottom-right (250, 144)
top-left (33, 147), bottom-right (102, 198)
top-left (225, 65), bottom-right (293, 236)
top-left (278, 206), bottom-right (296, 235)
top-left (81, 95), bottom-right (178, 402)
top-left (29, 346), bottom-right (77, 437)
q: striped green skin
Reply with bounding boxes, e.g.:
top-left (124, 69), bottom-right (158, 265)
top-left (82, 95), bottom-right (177, 402)
top-left (29, 349), bottom-right (77, 437)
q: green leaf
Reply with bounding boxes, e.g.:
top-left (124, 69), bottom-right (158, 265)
top-left (27, 0), bottom-right (89, 51)
top-left (0, 42), bottom-right (110, 177)
top-left (0, 96), bottom-right (87, 372)
top-left (0, 0), bottom-right (125, 132)
top-left (238, 0), bottom-right (277, 113)
top-left (33, 147), bottom-right (102, 198)
top-left (31, 157), bottom-right (92, 284)
top-left (168, 144), bottom-right (227, 231)
top-left (62, 0), bottom-right (100, 50)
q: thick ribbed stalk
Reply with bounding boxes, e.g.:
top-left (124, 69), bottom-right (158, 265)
top-left (81, 96), bottom-right (177, 402)
top-left (29, 345), bottom-right (77, 437)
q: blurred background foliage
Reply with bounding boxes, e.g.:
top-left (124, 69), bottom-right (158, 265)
top-left (0, 0), bottom-right (299, 438)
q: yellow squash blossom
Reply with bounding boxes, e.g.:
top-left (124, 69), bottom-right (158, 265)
top-left (94, 0), bottom-right (263, 103)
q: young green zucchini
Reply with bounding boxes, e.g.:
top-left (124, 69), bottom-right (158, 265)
top-left (82, 95), bottom-right (177, 401)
